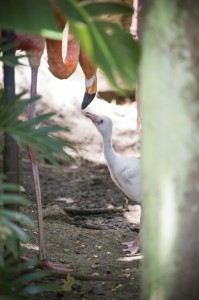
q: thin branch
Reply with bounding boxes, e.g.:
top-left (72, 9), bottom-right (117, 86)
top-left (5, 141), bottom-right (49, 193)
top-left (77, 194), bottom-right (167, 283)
top-left (64, 207), bottom-right (126, 215)
top-left (130, 0), bottom-right (140, 40)
top-left (130, 1), bottom-right (142, 137)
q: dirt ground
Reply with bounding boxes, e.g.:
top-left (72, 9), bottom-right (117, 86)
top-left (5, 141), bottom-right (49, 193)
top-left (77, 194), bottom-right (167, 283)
top-left (1, 53), bottom-right (142, 299)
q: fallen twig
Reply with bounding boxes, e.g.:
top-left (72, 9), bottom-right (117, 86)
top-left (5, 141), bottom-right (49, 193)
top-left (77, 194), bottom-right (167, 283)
top-left (130, 0), bottom-right (142, 137)
top-left (80, 224), bottom-right (106, 230)
top-left (130, 0), bottom-right (140, 39)
top-left (64, 207), bottom-right (126, 215)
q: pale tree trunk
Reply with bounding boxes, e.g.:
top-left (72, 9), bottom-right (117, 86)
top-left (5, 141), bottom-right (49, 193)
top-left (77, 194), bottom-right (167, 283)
top-left (140, 1), bottom-right (199, 299)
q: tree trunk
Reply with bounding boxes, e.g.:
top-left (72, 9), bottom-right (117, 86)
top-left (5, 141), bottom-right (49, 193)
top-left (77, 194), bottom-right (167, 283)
top-left (3, 30), bottom-right (19, 208)
top-left (2, 30), bottom-right (19, 256)
top-left (140, 1), bottom-right (199, 299)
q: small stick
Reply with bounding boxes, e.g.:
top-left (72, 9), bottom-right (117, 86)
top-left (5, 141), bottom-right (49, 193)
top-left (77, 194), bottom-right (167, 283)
top-left (64, 207), bottom-right (126, 215)
top-left (130, 0), bottom-right (140, 40)
top-left (130, 0), bottom-right (142, 137)
top-left (135, 82), bottom-right (142, 137)
top-left (81, 224), bottom-right (105, 230)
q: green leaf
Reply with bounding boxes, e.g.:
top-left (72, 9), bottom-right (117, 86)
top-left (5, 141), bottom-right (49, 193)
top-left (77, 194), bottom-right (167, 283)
top-left (0, 210), bottom-right (34, 226)
top-left (0, 194), bottom-right (30, 205)
top-left (2, 234), bottom-right (19, 259)
top-left (0, 97), bottom-right (39, 130)
top-left (2, 219), bottom-right (28, 241)
top-left (15, 269), bottom-right (50, 285)
top-left (82, 2), bottom-right (132, 17)
top-left (5, 258), bottom-right (38, 274)
top-left (0, 54), bottom-right (26, 67)
top-left (0, 38), bottom-right (27, 66)
top-left (0, 39), bottom-right (19, 52)
top-left (93, 21), bottom-right (140, 88)
top-left (0, 182), bottom-right (21, 192)
top-left (0, 0), bottom-right (62, 39)
top-left (10, 112), bottom-right (55, 130)
top-left (22, 284), bottom-right (57, 295)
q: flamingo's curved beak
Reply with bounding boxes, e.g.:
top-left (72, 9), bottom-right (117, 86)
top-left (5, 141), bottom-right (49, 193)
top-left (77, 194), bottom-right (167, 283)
top-left (81, 74), bottom-right (97, 110)
top-left (81, 92), bottom-right (96, 109)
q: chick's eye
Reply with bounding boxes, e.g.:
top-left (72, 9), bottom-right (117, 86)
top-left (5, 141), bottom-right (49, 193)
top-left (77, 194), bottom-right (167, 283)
top-left (100, 119), bottom-right (103, 124)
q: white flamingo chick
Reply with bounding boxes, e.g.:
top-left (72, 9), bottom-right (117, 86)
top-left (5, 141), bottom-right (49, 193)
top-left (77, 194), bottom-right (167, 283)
top-left (85, 112), bottom-right (141, 254)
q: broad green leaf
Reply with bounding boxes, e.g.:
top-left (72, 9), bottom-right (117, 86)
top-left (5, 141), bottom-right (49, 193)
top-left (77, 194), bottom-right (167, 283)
top-left (71, 21), bottom-right (94, 55)
top-left (94, 21), bottom-right (140, 88)
top-left (0, 0), bottom-right (62, 39)
top-left (82, 2), bottom-right (132, 17)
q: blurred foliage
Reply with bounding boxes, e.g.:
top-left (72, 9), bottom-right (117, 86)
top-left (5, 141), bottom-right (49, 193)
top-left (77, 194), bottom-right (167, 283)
top-left (0, 0), bottom-right (140, 92)
top-left (0, 38), bottom-right (26, 67)
top-left (0, 183), bottom-right (32, 265)
top-left (0, 182), bottom-right (55, 299)
top-left (0, 92), bottom-right (75, 169)
top-left (0, 257), bottom-right (52, 299)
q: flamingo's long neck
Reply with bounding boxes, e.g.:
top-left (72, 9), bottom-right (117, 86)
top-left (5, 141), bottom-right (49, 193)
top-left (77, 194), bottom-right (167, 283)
top-left (46, 36), bottom-right (80, 79)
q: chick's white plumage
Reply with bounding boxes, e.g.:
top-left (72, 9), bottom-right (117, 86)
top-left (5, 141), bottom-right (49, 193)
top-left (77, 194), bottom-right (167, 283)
top-left (109, 154), bottom-right (140, 203)
top-left (85, 112), bottom-right (141, 254)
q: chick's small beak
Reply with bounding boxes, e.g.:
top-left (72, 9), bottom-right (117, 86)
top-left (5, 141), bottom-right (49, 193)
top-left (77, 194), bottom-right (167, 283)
top-left (85, 112), bottom-right (101, 124)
